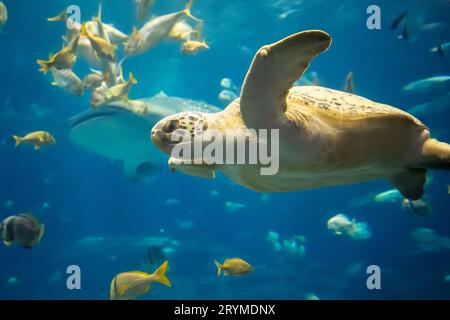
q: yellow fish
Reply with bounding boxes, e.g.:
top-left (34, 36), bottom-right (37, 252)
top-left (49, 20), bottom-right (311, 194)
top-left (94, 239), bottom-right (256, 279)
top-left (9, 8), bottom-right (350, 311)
top-left (181, 40), bottom-right (209, 54)
top-left (169, 20), bottom-right (197, 42)
top-left (85, 0), bottom-right (129, 45)
top-left (13, 131), bottom-right (56, 150)
top-left (37, 35), bottom-right (79, 74)
top-left (105, 72), bottom-right (138, 102)
top-left (80, 21), bottom-right (116, 63)
top-left (109, 261), bottom-right (171, 300)
top-left (0, 1), bottom-right (7, 31)
top-left (214, 258), bottom-right (254, 277)
top-left (76, 35), bottom-right (104, 68)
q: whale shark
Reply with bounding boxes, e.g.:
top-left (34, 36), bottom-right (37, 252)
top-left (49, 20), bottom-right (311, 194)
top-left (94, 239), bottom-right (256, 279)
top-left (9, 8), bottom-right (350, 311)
top-left (66, 92), bottom-right (221, 182)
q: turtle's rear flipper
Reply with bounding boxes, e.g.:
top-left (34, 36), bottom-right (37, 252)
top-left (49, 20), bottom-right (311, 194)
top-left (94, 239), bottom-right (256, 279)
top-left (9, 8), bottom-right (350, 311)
top-left (389, 169), bottom-right (427, 200)
top-left (419, 138), bottom-right (450, 170)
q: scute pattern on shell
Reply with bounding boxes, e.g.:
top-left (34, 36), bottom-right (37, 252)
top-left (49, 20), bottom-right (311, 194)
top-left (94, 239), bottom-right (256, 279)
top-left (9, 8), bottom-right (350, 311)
top-left (287, 86), bottom-right (425, 127)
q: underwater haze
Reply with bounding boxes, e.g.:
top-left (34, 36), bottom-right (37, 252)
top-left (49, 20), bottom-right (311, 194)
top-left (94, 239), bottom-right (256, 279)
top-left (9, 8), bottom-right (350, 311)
top-left (1, 0), bottom-right (450, 300)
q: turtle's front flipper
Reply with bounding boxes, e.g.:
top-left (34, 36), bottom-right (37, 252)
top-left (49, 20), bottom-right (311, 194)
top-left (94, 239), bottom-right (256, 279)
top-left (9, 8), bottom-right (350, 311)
top-left (389, 169), bottom-right (427, 201)
top-left (240, 30), bottom-right (331, 129)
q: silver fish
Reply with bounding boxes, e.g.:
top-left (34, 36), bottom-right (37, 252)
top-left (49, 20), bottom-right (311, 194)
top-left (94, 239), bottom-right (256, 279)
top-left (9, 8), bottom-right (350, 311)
top-left (125, 0), bottom-right (201, 56)
top-left (50, 68), bottom-right (84, 96)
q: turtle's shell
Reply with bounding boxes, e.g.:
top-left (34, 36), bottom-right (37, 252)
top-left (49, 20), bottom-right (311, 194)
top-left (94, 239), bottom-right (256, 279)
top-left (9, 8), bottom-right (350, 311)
top-left (287, 86), bottom-right (427, 129)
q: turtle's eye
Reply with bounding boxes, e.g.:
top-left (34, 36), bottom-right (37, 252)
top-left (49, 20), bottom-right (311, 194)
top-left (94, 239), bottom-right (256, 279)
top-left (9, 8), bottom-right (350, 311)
top-left (163, 120), bottom-right (178, 133)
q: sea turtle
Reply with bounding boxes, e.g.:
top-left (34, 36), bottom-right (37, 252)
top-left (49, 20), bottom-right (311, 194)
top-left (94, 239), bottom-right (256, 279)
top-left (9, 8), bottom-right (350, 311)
top-left (151, 30), bottom-right (450, 200)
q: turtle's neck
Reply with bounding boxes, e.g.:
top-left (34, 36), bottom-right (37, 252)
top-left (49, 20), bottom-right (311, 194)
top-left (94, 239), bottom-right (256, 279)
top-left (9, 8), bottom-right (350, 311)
top-left (204, 99), bottom-right (247, 133)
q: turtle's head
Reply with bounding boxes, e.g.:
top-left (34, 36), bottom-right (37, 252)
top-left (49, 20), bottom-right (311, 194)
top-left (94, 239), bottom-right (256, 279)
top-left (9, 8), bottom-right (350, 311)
top-left (151, 112), bottom-right (208, 155)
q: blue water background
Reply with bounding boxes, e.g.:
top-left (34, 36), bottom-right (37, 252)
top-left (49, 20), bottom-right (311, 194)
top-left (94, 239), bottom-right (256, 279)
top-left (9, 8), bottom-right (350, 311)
top-left (0, 0), bottom-right (449, 299)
